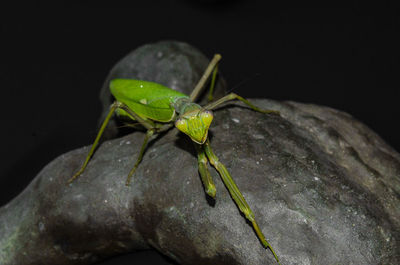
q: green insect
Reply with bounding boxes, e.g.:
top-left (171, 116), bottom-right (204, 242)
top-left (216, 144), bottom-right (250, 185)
top-left (68, 54), bottom-right (281, 264)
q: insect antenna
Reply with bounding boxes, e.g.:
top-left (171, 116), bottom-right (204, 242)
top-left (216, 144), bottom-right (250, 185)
top-left (116, 122), bottom-right (141, 129)
top-left (225, 72), bottom-right (261, 95)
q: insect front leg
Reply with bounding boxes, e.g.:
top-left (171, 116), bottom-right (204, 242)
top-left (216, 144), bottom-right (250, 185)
top-left (194, 143), bottom-right (216, 198)
top-left (204, 93), bottom-right (280, 115)
top-left (202, 139), bottom-right (281, 264)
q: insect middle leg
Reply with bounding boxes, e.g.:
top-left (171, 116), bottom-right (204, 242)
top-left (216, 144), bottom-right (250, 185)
top-left (202, 138), bottom-right (281, 264)
top-left (204, 93), bottom-right (280, 115)
top-left (124, 119), bottom-right (174, 186)
top-left (125, 129), bottom-right (154, 186)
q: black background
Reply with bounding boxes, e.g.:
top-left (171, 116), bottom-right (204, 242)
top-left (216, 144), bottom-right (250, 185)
top-left (1, 2), bottom-right (399, 264)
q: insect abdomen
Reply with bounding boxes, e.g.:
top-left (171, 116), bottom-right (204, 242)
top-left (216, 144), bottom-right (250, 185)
top-left (110, 79), bottom-right (189, 122)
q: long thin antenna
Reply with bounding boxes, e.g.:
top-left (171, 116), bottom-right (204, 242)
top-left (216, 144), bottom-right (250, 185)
top-left (225, 73), bottom-right (261, 95)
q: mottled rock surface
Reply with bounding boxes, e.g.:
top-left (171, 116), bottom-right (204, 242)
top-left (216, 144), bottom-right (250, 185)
top-left (0, 99), bottom-right (399, 265)
top-left (0, 42), bottom-right (399, 265)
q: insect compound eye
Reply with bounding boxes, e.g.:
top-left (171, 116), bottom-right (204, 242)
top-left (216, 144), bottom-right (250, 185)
top-left (200, 110), bottom-right (214, 126)
top-left (175, 118), bottom-right (184, 127)
top-left (203, 110), bottom-right (213, 118)
top-left (175, 118), bottom-right (188, 133)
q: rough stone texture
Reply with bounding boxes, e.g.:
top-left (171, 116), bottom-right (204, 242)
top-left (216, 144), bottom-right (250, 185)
top-left (98, 40), bottom-right (226, 139)
top-left (1, 43), bottom-right (399, 265)
top-left (0, 99), bottom-right (399, 265)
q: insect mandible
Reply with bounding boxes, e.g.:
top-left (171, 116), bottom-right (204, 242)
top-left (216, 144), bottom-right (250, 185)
top-left (68, 54), bottom-right (281, 264)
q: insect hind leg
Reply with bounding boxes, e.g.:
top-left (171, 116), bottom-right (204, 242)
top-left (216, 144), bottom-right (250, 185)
top-left (68, 101), bottom-right (157, 184)
top-left (68, 101), bottom-right (121, 183)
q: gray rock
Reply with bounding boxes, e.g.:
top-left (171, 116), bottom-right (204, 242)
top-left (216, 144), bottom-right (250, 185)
top-left (98, 40), bottom-right (226, 139)
top-left (0, 99), bottom-right (399, 265)
top-left (0, 43), bottom-right (399, 265)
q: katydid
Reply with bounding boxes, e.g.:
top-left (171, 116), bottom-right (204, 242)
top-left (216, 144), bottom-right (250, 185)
top-left (68, 54), bottom-right (281, 264)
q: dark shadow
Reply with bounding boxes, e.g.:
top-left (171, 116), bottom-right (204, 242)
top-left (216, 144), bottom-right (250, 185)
top-left (173, 131), bottom-right (197, 156)
top-left (96, 250), bottom-right (176, 265)
top-left (0, 128), bottom-right (88, 206)
top-left (177, 0), bottom-right (243, 12)
top-left (205, 193), bottom-right (216, 207)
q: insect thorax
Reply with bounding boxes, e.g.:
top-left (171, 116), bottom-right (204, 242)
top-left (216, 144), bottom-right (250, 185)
top-left (171, 97), bottom-right (202, 115)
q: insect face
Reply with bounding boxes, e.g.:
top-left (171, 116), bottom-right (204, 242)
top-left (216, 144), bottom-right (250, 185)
top-left (175, 110), bottom-right (213, 144)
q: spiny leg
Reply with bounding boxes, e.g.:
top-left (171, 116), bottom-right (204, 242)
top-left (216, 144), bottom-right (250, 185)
top-left (190, 54), bottom-right (222, 102)
top-left (194, 143), bottom-right (216, 198)
top-left (203, 139), bottom-right (281, 264)
top-left (204, 93), bottom-right (280, 115)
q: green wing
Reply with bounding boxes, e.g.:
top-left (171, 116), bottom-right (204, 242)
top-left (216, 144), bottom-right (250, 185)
top-left (110, 79), bottom-right (189, 122)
